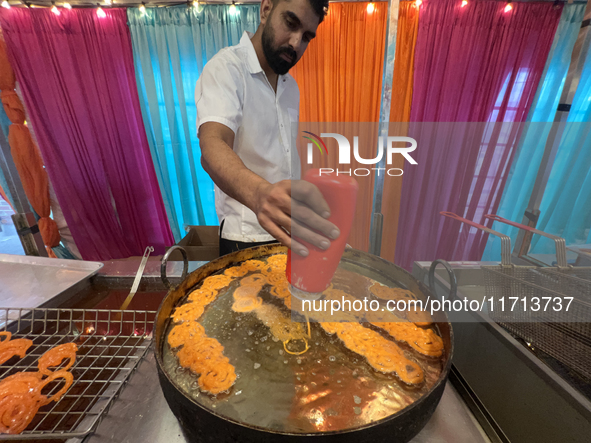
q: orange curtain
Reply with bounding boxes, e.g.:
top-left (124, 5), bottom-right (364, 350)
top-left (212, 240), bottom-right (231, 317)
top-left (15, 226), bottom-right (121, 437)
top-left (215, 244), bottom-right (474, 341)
top-left (0, 35), bottom-right (60, 252)
top-left (291, 2), bottom-right (388, 251)
top-left (380, 1), bottom-right (419, 261)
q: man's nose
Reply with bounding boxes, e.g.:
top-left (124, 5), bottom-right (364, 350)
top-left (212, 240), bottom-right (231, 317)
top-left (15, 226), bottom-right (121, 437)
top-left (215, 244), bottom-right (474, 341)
top-left (289, 33), bottom-right (303, 53)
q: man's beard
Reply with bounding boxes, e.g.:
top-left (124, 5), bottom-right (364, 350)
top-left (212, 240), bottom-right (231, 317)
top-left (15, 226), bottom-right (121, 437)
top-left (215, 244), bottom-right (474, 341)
top-left (262, 24), bottom-right (297, 75)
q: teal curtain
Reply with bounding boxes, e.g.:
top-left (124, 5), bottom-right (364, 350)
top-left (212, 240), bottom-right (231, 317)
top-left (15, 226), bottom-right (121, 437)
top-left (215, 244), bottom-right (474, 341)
top-left (483, 4), bottom-right (585, 260)
top-left (128, 5), bottom-right (260, 240)
top-left (531, 34), bottom-right (591, 252)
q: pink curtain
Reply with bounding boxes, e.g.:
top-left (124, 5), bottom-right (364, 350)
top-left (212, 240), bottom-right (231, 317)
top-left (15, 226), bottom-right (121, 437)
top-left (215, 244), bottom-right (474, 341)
top-left (0, 8), bottom-right (174, 260)
top-left (394, 0), bottom-right (562, 270)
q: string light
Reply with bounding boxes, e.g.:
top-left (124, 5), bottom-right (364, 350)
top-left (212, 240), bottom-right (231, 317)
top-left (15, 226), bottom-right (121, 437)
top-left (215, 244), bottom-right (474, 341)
top-left (1, 1), bottom-right (10, 8)
top-left (139, 1), bottom-right (145, 13)
top-left (51, 1), bottom-right (60, 15)
top-left (229, 0), bottom-right (237, 15)
top-left (461, 0), bottom-right (468, 7)
top-left (63, 2), bottom-right (71, 8)
top-left (504, 1), bottom-right (512, 12)
top-left (415, 0), bottom-right (422, 7)
top-left (96, 4), bottom-right (106, 17)
top-left (366, 2), bottom-right (375, 14)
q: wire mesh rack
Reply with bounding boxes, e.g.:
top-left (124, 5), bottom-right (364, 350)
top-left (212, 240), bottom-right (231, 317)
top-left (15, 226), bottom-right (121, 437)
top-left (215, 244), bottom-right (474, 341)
top-left (0, 307), bottom-right (156, 440)
top-left (441, 212), bottom-right (591, 381)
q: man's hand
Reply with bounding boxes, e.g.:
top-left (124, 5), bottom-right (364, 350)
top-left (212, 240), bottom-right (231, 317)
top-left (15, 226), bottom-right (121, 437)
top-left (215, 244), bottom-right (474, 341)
top-left (255, 180), bottom-right (340, 256)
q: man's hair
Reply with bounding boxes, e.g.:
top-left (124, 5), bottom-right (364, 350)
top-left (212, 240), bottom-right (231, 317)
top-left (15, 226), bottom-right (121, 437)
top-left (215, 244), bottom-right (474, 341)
top-left (271, 0), bottom-right (329, 24)
top-left (308, 0), bottom-right (329, 23)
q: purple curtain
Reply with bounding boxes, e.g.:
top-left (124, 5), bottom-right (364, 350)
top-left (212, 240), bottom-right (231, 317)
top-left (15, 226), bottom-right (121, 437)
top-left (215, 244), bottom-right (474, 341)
top-left (0, 8), bottom-right (174, 260)
top-left (395, 0), bottom-right (562, 270)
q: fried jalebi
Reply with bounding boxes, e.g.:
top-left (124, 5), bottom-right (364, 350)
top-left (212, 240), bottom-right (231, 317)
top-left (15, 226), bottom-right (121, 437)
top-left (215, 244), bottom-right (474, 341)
top-left (240, 274), bottom-right (267, 287)
top-left (172, 303), bottom-right (205, 323)
top-left (0, 342), bottom-right (77, 435)
top-left (177, 338), bottom-right (224, 373)
top-left (232, 296), bottom-right (263, 312)
top-left (224, 265), bottom-right (249, 278)
top-left (37, 343), bottom-right (77, 376)
top-left (0, 332), bottom-right (10, 343)
top-left (198, 363), bottom-right (237, 395)
top-left (406, 307), bottom-right (433, 327)
top-left (270, 282), bottom-right (290, 299)
top-left (34, 370), bottom-right (74, 405)
top-left (319, 322), bottom-right (424, 385)
top-left (0, 372), bottom-right (42, 399)
top-left (241, 259), bottom-right (267, 271)
top-left (0, 336), bottom-right (33, 365)
top-left (267, 254), bottom-right (287, 269)
top-left (167, 321), bottom-right (205, 349)
top-left (233, 285), bottom-right (261, 300)
top-left (372, 322), bottom-right (443, 357)
top-left (201, 274), bottom-right (233, 291)
top-left (0, 393), bottom-right (41, 434)
top-left (265, 270), bottom-right (288, 285)
top-left (175, 334), bottom-right (236, 395)
top-left (187, 288), bottom-right (218, 304)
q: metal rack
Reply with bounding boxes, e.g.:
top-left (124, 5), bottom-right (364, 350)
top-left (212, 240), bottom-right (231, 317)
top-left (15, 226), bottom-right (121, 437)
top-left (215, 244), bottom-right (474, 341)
top-left (0, 308), bottom-right (155, 440)
top-left (441, 212), bottom-right (591, 382)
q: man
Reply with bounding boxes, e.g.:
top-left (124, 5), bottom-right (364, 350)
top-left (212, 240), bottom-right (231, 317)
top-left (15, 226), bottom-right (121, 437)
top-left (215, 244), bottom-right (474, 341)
top-left (196, 0), bottom-right (339, 257)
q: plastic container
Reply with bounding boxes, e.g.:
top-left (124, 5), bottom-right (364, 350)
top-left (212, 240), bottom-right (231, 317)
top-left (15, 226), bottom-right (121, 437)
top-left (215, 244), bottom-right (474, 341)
top-left (287, 169), bottom-right (358, 297)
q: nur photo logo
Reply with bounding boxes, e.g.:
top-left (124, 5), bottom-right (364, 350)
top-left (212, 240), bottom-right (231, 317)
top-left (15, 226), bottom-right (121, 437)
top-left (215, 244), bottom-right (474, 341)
top-left (302, 132), bottom-right (418, 177)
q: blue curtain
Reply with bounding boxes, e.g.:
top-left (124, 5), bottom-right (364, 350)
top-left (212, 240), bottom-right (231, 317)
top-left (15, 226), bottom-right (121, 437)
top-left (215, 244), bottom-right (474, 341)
top-left (128, 5), bottom-right (260, 241)
top-left (482, 4), bottom-right (585, 260)
top-left (531, 34), bottom-right (591, 252)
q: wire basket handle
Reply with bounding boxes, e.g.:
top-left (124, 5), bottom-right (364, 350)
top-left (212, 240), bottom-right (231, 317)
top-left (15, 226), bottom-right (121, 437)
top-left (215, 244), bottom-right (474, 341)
top-left (440, 212), bottom-right (511, 266)
top-left (484, 214), bottom-right (567, 268)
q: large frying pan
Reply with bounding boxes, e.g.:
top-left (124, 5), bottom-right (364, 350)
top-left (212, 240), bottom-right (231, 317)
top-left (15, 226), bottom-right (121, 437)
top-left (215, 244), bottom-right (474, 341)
top-left (154, 245), bottom-right (454, 442)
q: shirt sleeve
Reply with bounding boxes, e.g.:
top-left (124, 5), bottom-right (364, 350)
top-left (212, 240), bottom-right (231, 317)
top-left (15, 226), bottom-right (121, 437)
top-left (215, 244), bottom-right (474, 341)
top-left (195, 55), bottom-right (244, 135)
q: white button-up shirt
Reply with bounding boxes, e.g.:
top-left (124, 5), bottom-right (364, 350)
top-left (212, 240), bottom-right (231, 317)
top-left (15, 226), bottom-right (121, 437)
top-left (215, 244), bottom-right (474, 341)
top-left (196, 31), bottom-right (301, 242)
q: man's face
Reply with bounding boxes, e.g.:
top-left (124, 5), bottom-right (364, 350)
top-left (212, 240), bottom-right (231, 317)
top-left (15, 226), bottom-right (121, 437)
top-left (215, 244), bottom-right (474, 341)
top-left (261, 0), bottom-right (320, 75)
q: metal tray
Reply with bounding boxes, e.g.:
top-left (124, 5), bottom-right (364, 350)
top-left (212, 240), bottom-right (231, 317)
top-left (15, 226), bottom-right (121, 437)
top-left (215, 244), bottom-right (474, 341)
top-left (0, 307), bottom-right (155, 440)
top-left (0, 254), bottom-right (103, 308)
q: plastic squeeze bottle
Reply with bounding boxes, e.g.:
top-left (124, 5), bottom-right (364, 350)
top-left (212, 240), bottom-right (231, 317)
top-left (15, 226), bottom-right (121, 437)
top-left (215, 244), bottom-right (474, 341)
top-left (287, 169), bottom-right (358, 300)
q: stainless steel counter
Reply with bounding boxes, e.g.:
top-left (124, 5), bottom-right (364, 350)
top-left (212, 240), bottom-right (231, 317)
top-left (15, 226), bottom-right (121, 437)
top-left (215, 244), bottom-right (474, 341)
top-left (81, 349), bottom-right (490, 443)
top-left (0, 253), bottom-right (103, 308)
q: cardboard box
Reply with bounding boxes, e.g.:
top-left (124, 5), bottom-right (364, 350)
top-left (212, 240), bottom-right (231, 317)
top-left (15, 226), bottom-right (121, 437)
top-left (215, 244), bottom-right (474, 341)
top-left (167, 225), bottom-right (219, 261)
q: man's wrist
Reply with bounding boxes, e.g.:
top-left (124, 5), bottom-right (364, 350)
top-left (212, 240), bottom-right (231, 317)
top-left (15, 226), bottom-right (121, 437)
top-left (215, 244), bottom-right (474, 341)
top-left (250, 178), bottom-right (271, 214)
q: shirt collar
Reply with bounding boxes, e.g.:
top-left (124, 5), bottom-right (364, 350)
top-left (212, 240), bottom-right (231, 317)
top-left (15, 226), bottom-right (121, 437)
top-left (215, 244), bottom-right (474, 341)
top-left (240, 31), bottom-right (264, 75)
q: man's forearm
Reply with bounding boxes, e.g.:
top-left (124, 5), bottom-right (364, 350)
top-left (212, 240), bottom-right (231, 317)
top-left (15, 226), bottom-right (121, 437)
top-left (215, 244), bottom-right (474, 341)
top-left (200, 136), bottom-right (269, 213)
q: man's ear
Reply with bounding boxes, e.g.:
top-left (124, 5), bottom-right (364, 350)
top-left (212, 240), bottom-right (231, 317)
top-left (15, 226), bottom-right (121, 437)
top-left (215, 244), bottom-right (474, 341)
top-left (260, 0), bottom-right (274, 25)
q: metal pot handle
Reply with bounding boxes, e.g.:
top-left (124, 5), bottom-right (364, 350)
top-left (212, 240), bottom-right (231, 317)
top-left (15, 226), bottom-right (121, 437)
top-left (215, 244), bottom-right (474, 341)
top-left (428, 259), bottom-right (458, 300)
top-left (161, 246), bottom-right (188, 290)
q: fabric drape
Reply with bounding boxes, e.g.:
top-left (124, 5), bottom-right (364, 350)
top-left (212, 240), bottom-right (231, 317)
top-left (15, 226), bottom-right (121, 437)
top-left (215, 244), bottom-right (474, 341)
top-left (394, 0), bottom-right (562, 270)
top-left (0, 33), bottom-right (60, 251)
top-left (128, 5), bottom-right (260, 240)
top-left (531, 40), bottom-right (591, 252)
top-left (483, 4), bottom-right (585, 259)
top-left (0, 8), bottom-right (174, 260)
top-left (380, 1), bottom-right (420, 261)
top-left (291, 2), bottom-right (388, 251)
